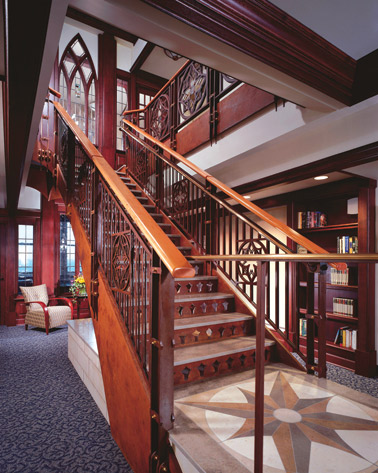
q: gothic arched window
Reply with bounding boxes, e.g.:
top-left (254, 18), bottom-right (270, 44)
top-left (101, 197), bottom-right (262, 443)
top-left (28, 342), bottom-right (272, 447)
top-left (59, 34), bottom-right (97, 143)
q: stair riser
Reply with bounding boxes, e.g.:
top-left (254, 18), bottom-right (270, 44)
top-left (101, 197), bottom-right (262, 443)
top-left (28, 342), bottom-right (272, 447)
top-left (174, 298), bottom-right (234, 319)
top-left (175, 319), bottom-right (253, 347)
top-left (190, 262), bottom-right (205, 276)
top-left (174, 279), bottom-right (218, 295)
top-left (174, 346), bottom-right (274, 385)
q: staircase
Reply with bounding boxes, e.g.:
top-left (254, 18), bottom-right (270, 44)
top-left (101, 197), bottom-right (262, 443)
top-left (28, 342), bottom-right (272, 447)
top-left (116, 171), bottom-right (276, 386)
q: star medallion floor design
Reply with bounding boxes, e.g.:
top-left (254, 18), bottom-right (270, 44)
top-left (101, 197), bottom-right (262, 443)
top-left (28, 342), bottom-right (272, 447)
top-left (175, 370), bottom-right (378, 473)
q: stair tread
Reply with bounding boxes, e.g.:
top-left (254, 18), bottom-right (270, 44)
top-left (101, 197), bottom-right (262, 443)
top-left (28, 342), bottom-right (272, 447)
top-left (174, 336), bottom-right (275, 365)
top-left (175, 312), bottom-right (252, 330)
top-left (175, 276), bottom-right (218, 281)
top-left (175, 292), bottom-right (233, 302)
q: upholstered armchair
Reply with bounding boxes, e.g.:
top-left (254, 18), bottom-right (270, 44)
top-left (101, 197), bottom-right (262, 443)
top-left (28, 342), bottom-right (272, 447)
top-left (20, 284), bottom-right (74, 335)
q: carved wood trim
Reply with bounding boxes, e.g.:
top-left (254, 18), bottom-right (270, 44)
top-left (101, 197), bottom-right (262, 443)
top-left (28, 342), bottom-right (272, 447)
top-left (140, 0), bottom-right (356, 105)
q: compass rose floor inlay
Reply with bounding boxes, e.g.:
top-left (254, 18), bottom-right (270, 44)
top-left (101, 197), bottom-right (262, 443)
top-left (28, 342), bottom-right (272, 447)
top-left (173, 367), bottom-right (378, 473)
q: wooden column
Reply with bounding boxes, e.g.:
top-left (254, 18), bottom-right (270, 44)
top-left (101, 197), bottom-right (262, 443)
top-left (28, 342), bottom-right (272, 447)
top-left (98, 33), bottom-right (116, 167)
top-left (41, 197), bottom-right (57, 294)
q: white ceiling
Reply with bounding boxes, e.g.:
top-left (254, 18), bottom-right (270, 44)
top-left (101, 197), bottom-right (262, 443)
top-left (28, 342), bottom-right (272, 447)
top-left (269, 0), bottom-right (378, 60)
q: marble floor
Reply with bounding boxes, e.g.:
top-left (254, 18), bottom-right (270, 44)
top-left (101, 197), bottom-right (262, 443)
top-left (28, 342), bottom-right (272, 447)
top-left (172, 365), bottom-right (378, 473)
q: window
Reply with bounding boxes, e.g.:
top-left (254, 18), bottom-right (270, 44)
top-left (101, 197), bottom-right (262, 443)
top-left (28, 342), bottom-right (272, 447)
top-left (18, 225), bottom-right (34, 287)
top-left (60, 215), bottom-right (76, 288)
top-left (116, 78), bottom-right (129, 150)
top-left (138, 89), bottom-right (154, 130)
top-left (59, 34), bottom-right (97, 143)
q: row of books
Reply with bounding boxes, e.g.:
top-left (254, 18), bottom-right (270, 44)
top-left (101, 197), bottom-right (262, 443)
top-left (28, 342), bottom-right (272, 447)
top-left (333, 297), bottom-right (356, 317)
top-left (337, 236), bottom-right (358, 254)
top-left (299, 318), bottom-right (307, 336)
top-left (330, 268), bottom-right (350, 285)
top-left (297, 211), bottom-right (327, 229)
top-left (334, 327), bottom-right (357, 349)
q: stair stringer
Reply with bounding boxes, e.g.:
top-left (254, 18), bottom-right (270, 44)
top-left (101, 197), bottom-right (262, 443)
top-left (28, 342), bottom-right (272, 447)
top-left (214, 266), bottom-right (306, 372)
top-left (69, 204), bottom-right (151, 473)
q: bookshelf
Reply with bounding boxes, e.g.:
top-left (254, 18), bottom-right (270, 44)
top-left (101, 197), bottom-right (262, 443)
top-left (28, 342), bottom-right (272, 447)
top-left (291, 177), bottom-right (376, 376)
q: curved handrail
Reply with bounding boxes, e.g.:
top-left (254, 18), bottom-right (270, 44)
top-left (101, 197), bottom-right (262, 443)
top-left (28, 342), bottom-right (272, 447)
top-left (53, 101), bottom-right (195, 279)
top-left (123, 59), bottom-right (191, 116)
top-left (122, 119), bottom-right (332, 257)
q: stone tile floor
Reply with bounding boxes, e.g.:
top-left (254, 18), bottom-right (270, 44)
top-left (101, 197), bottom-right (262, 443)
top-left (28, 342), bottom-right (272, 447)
top-left (172, 364), bottom-right (378, 473)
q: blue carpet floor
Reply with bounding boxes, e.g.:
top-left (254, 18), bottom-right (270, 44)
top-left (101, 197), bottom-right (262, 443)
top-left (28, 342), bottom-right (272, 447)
top-left (0, 325), bottom-right (133, 473)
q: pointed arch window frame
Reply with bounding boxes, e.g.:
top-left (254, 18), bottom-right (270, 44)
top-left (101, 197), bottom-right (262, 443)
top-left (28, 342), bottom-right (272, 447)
top-left (59, 34), bottom-right (97, 143)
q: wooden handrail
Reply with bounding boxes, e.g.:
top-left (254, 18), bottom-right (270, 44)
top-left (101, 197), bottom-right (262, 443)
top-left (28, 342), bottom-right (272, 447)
top-left (122, 119), bottom-right (333, 257)
top-left (123, 59), bottom-right (190, 116)
top-left (48, 87), bottom-right (61, 99)
top-left (187, 254), bottom-right (378, 263)
top-left (53, 101), bottom-right (195, 279)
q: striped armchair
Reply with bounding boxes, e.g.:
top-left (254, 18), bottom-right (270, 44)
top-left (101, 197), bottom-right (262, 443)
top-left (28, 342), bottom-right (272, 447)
top-left (21, 284), bottom-right (74, 335)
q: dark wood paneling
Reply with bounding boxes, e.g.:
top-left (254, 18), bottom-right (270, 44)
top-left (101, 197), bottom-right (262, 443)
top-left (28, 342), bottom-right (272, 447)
top-left (67, 7), bottom-right (138, 44)
top-left (353, 49), bottom-right (378, 104)
top-left (41, 197), bottom-right (57, 294)
top-left (5, 0), bottom-right (54, 212)
top-left (0, 223), bottom-right (6, 325)
top-left (218, 84), bottom-right (275, 135)
top-left (141, 0), bottom-right (356, 105)
top-left (176, 109), bottom-right (210, 155)
top-left (98, 33), bottom-right (117, 167)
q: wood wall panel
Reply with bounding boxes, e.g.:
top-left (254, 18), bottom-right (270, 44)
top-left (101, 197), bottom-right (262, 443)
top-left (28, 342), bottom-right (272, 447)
top-left (218, 84), bottom-right (275, 135)
top-left (70, 206), bottom-right (151, 473)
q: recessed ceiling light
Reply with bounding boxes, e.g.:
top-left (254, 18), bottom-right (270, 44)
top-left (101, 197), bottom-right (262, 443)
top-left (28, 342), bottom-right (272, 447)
top-left (314, 175), bottom-right (329, 181)
top-left (244, 195), bottom-right (251, 199)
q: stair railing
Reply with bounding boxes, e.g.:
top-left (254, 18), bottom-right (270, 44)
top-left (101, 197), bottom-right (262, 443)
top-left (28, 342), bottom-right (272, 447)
top-left (53, 101), bottom-right (194, 473)
top-left (124, 59), bottom-right (241, 149)
top-left (121, 118), bottom-right (340, 374)
top-left (191, 253), bottom-right (378, 473)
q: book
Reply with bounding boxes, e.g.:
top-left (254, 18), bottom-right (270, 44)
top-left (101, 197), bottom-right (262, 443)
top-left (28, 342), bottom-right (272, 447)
top-left (297, 211), bottom-right (327, 229)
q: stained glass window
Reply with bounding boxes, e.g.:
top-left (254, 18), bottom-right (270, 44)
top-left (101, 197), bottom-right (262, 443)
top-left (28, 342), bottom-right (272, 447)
top-left (59, 34), bottom-right (97, 143)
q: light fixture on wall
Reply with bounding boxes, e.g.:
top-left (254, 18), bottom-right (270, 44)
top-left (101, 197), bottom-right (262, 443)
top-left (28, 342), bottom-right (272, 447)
top-left (314, 175), bottom-right (329, 181)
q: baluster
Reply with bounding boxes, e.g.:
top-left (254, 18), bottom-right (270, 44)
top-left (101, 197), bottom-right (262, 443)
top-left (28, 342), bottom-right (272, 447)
top-left (306, 265), bottom-right (316, 373)
top-left (317, 264), bottom-right (327, 378)
top-left (90, 167), bottom-right (99, 319)
top-left (150, 255), bottom-right (175, 472)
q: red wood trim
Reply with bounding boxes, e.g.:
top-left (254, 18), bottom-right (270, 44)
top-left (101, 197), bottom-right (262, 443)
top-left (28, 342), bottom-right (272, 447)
top-left (233, 142), bottom-right (378, 197)
top-left (353, 48), bottom-right (378, 104)
top-left (66, 7), bottom-right (138, 44)
top-left (141, 0), bottom-right (356, 105)
top-left (130, 42), bottom-right (155, 73)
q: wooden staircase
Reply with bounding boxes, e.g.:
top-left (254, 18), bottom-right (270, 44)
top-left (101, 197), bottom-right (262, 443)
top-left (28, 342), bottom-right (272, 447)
top-left (117, 171), bottom-right (276, 386)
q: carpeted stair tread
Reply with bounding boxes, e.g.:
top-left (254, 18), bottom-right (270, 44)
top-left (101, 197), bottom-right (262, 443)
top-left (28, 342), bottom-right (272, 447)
top-left (174, 312), bottom-right (252, 330)
top-left (175, 292), bottom-right (234, 302)
top-left (174, 336), bottom-right (275, 365)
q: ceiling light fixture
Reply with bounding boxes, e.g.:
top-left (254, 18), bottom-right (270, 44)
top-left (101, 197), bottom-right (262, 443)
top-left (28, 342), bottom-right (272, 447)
top-left (244, 195), bottom-right (251, 199)
top-left (314, 175), bottom-right (329, 181)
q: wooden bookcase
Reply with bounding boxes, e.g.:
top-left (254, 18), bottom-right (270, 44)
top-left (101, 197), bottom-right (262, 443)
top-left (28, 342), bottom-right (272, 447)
top-left (291, 177), bottom-right (376, 376)
top-left (253, 176), bottom-right (376, 376)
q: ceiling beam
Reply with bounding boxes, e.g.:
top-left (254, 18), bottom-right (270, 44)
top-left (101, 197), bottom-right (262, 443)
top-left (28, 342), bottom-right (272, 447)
top-left (140, 0), bottom-right (356, 105)
top-left (5, 0), bottom-right (68, 213)
top-left (67, 6), bottom-right (139, 44)
top-left (130, 42), bottom-right (155, 73)
top-left (232, 141), bottom-right (378, 197)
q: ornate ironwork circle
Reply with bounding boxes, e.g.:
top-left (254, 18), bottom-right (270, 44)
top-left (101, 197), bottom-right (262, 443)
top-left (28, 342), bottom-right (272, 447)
top-left (150, 94), bottom-right (169, 140)
top-left (112, 232), bottom-right (131, 292)
top-left (237, 238), bottom-right (268, 285)
top-left (178, 62), bottom-right (207, 120)
top-left (172, 180), bottom-right (189, 213)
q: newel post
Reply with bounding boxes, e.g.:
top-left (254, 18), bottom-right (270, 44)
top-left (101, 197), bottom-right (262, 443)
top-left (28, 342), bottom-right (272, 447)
top-left (205, 182), bottom-right (217, 255)
top-left (150, 253), bottom-right (175, 472)
top-left (254, 261), bottom-right (267, 473)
